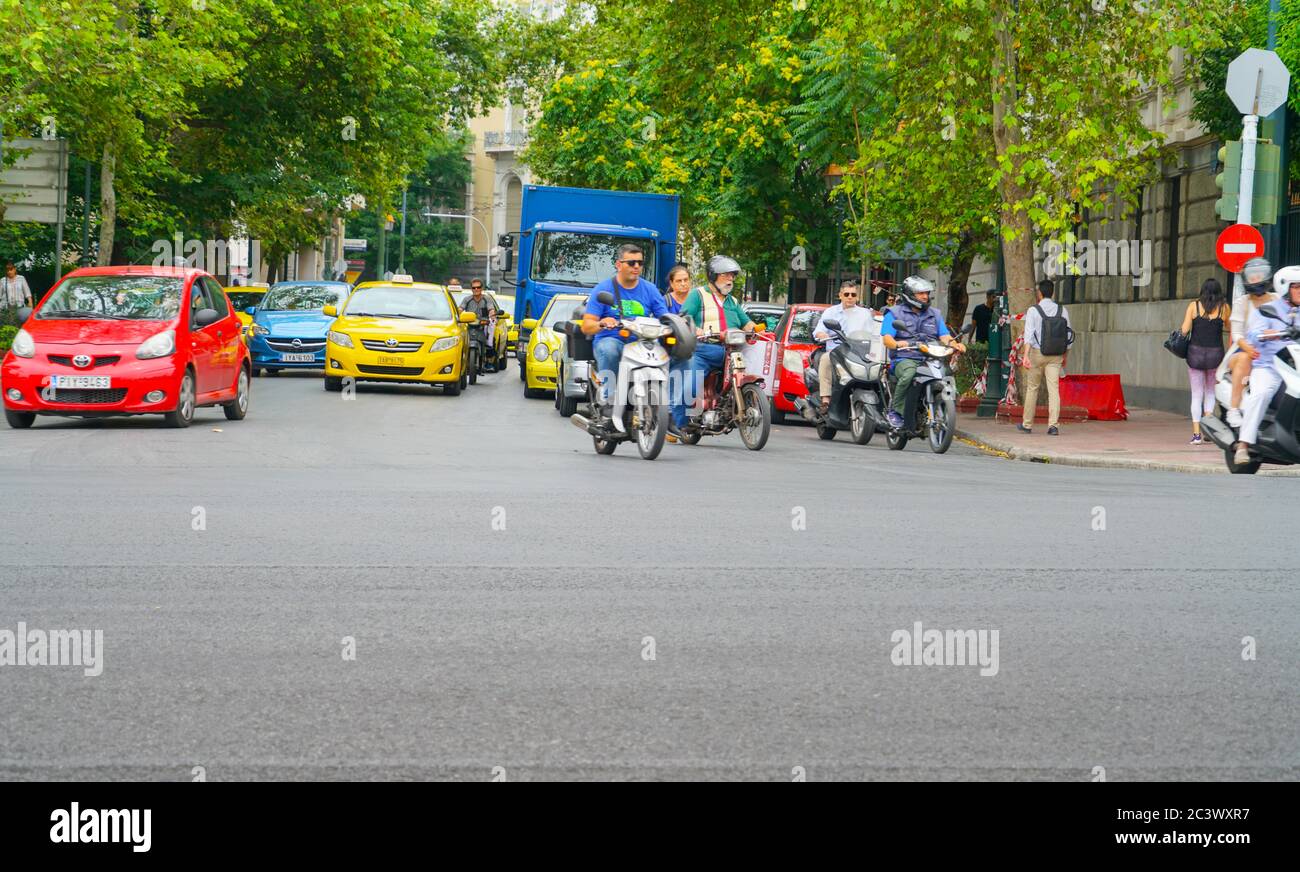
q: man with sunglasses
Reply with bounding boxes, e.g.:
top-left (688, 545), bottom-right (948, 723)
top-left (811, 280), bottom-right (875, 414)
top-left (581, 243), bottom-right (667, 432)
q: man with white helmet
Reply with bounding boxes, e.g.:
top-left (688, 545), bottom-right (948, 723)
top-left (1233, 262), bottom-right (1300, 466)
top-left (880, 275), bottom-right (965, 429)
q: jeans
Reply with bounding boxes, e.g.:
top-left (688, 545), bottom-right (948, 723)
top-left (593, 336), bottom-right (626, 405)
top-left (891, 358), bottom-right (921, 414)
top-left (672, 342), bottom-right (726, 426)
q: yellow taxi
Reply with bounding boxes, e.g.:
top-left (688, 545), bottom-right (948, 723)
top-left (521, 293), bottom-right (587, 399)
top-left (495, 293), bottom-right (518, 353)
top-left (322, 275), bottom-right (476, 395)
top-left (225, 284), bottom-right (268, 344)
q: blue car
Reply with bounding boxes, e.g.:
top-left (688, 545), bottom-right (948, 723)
top-left (245, 281), bottom-right (352, 376)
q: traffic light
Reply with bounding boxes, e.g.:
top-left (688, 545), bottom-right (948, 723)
top-left (1216, 141), bottom-right (1241, 221)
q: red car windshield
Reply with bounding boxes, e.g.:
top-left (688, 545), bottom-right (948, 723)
top-left (37, 276), bottom-right (183, 321)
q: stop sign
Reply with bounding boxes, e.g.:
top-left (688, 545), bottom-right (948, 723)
top-left (1216, 223), bottom-right (1266, 272)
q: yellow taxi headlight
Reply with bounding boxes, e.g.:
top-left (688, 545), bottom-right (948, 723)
top-left (532, 342), bottom-right (550, 362)
top-left (327, 330), bottom-right (353, 348)
top-left (431, 336), bottom-right (459, 352)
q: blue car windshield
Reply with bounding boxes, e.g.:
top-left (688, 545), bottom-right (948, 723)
top-left (262, 283), bottom-right (348, 311)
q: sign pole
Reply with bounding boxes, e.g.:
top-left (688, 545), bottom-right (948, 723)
top-left (1233, 113), bottom-right (1259, 303)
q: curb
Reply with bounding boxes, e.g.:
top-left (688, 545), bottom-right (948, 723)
top-left (955, 429), bottom-right (1300, 476)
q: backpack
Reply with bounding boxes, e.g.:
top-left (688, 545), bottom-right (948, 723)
top-left (1035, 303), bottom-right (1073, 356)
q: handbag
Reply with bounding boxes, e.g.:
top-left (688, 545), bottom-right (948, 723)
top-left (1163, 329), bottom-right (1190, 359)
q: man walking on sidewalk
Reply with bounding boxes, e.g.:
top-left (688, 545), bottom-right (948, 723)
top-left (1018, 279), bottom-right (1074, 436)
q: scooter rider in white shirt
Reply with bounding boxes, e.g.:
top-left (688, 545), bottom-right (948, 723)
top-left (1234, 265), bottom-right (1300, 466)
top-left (812, 280), bottom-right (874, 414)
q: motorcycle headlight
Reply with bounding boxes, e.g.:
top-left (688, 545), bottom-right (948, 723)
top-left (533, 343), bottom-right (550, 362)
top-left (846, 359), bottom-right (870, 380)
top-left (431, 336), bottom-right (458, 352)
top-left (328, 330), bottom-right (354, 348)
top-left (10, 328), bottom-right (35, 358)
top-left (135, 329), bottom-right (176, 360)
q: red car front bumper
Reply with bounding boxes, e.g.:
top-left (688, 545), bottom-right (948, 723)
top-left (2, 351), bottom-right (185, 416)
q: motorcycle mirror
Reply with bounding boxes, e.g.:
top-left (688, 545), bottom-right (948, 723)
top-left (596, 291), bottom-right (615, 306)
top-left (822, 319), bottom-right (841, 332)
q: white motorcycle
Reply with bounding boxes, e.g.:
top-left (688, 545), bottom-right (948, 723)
top-left (568, 292), bottom-right (694, 461)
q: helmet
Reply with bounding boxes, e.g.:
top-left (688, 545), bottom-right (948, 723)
top-left (1273, 264), bottom-right (1300, 297)
top-left (897, 275), bottom-right (935, 310)
top-left (707, 255), bottom-right (742, 285)
top-left (1242, 257), bottom-right (1273, 296)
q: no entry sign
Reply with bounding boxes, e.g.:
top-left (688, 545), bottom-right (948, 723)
top-left (1216, 223), bottom-right (1265, 272)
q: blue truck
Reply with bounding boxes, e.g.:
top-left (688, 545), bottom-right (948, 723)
top-left (506, 184), bottom-right (679, 367)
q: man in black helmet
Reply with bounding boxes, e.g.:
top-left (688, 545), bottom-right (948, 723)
top-left (880, 275), bottom-right (965, 429)
top-left (672, 255), bottom-right (759, 434)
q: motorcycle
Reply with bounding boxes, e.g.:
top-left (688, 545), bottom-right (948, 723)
top-left (1200, 312), bottom-right (1300, 474)
top-left (568, 292), bottom-right (694, 460)
top-left (791, 319), bottom-right (889, 444)
top-left (884, 343), bottom-right (959, 454)
top-left (677, 329), bottom-right (773, 450)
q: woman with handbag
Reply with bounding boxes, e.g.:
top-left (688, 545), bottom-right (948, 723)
top-left (1179, 278), bottom-right (1230, 445)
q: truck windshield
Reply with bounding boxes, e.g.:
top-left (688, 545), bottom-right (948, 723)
top-left (531, 232), bottom-right (655, 287)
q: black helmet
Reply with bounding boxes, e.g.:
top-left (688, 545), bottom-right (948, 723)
top-left (1242, 257), bottom-right (1273, 296)
top-left (707, 255), bottom-right (742, 285)
top-left (897, 275), bottom-right (935, 310)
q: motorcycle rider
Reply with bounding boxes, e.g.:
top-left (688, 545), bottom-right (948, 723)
top-left (581, 243), bottom-right (668, 432)
top-left (1225, 257), bottom-right (1276, 426)
top-left (671, 255), bottom-right (759, 434)
top-left (461, 280), bottom-right (497, 365)
top-left (812, 280), bottom-right (875, 413)
top-left (880, 275), bottom-right (965, 429)
top-left (1234, 265), bottom-right (1300, 466)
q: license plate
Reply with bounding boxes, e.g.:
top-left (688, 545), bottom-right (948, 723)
top-left (280, 353), bottom-right (316, 363)
top-left (376, 355), bottom-right (405, 365)
top-left (50, 375), bottom-right (110, 389)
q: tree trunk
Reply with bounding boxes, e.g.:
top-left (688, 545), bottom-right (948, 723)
top-left (991, 9), bottom-right (1036, 320)
top-left (95, 142), bottom-right (116, 266)
top-left (946, 230), bottom-right (977, 331)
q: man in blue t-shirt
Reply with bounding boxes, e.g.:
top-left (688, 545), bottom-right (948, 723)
top-left (581, 243), bottom-right (667, 428)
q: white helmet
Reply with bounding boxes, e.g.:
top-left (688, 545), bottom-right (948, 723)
top-left (1273, 265), bottom-right (1300, 297)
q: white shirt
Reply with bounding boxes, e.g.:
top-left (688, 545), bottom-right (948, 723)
top-left (1023, 297), bottom-right (1073, 350)
top-left (1, 275), bottom-right (31, 306)
top-left (814, 303), bottom-right (875, 352)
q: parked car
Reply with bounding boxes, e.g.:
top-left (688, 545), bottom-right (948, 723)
top-left (2, 266), bottom-right (250, 428)
top-left (323, 277), bottom-right (474, 395)
top-left (521, 293), bottom-right (587, 399)
top-left (245, 280), bottom-right (351, 375)
top-left (771, 303), bottom-right (828, 425)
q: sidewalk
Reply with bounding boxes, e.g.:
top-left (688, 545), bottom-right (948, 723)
top-left (956, 407), bottom-right (1300, 475)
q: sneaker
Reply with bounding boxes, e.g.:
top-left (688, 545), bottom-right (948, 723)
top-left (1016, 423), bottom-right (1033, 434)
top-left (886, 410), bottom-right (905, 429)
top-left (1234, 444), bottom-right (1252, 466)
top-left (1189, 433), bottom-right (1202, 445)
top-left (1226, 407), bottom-right (1244, 427)
top-left (666, 422), bottom-right (685, 443)
top-left (1047, 425), bottom-right (1060, 436)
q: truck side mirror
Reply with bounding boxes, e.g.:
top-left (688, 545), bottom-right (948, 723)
top-left (502, 249), bottom-right (514, 273)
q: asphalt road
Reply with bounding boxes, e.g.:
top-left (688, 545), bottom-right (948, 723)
top-left (1, 365), bottom-right (1296, 780)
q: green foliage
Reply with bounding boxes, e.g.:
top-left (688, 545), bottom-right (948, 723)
top-left (954, 341), bottom-right (988, 398)
top-left (0, 324), bottom-right (17, 348)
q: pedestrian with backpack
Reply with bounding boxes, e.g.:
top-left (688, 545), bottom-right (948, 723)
top-left (1018, 279), bottom-right (1074, 436)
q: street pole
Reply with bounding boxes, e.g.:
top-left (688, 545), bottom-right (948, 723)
top-left (1233, 112), bottom-right (1260, 303)
top-left (398, 188), bottom-right (407, 274)
top-left (1264, 0), bottom-right (1289, 264)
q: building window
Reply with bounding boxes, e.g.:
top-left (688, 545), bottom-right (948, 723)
top-left (1166, 175), bottom-right (1181, 299)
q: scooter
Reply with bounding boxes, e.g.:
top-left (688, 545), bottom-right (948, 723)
top-left (568, 292), bottom-right (694, 460)
top-left (676, 329), bottom-right (772, 450)
top-left (791, 319), bottom-right (888, 444)
top-left (884, 344), bottom-right (959, 454)
top-left (1201, 312), bottom-right (1300, 474)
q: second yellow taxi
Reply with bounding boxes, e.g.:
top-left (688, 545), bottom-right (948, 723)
top-left (521, 293), bottom-right (587, 399)
top-left (323, 276), bottom-right (476, 395)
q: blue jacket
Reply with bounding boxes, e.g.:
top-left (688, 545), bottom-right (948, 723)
top-left (881, 304), bottom-right (949, 361)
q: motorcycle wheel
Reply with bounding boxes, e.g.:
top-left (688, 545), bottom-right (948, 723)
top-left (738, 384), bottom-right (771, 451)
top-left (468, 349), bottom-right (479, 385)
top-left (928, 394), bottom-right (956, 454)
top-left (593, 433), bottom-right (618, 454)
top-left (816, 424), bottom-right (837, 440)
top-left (1225, 447), bottom-right (1261, 475)
top-left (850, 399), bottom-right (873, 445)
top-left (886, 425), bottom-right (909, 451)
top-left (635, 386), bottom-right (668, 460)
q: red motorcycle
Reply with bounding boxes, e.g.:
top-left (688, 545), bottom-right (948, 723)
top-left (678, 329), bottom-right (772, 450)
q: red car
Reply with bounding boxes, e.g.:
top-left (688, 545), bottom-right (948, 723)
top-left (771, 303), bottom-right (828, 423)
top-left (3, 266), bottom-right (250, 429)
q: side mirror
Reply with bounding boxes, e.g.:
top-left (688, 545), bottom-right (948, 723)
top-left (194, 307), bottom-right (221, 327)
top-left (822, 319), bottom-right (842, 332)
top-left (596, 291), bottom-right (615, 306)
top-left (322, 305), bottom-right (337, 317)
top-left (502, 249), bottom-right (514, 273)
top-left (459, 311), bottom-right (478, 324)
top-left (244, 306), bottom-right (257, 315)
top-left (16, 306), bottom-right (32, 323)
top-left (521, 318), bottom-right (539, 330)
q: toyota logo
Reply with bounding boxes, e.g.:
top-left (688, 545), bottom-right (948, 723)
top-left (72, 354), bottom-right (92, 369)
top-left (291, 338), bottom-right (303, 349)
top-left (385, 337), bottom-right (398, 347)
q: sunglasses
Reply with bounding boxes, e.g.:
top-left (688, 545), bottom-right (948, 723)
top-left (842, 292), bottom-right (858, 297)
top-left (620, 260), bottom-right (644, 267)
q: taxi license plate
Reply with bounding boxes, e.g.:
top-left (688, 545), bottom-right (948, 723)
top-left (280, 353), bottom-right (316, 363)
top-left (377, 355), bottom-right (405, 365)
top-left (50, 375), bottom-right (110, 389)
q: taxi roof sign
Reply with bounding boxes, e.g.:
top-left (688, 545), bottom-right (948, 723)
top-left (390, 274), bottom-right (414, 283)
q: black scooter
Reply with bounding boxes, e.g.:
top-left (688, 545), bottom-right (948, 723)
top-left (791, 319), bottom-right (889, 444)
top-left (1201, 316), bottom-right (1300, 474)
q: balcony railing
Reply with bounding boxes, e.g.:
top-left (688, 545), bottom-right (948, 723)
top-left (483, 130), bottom-right (529, 151)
